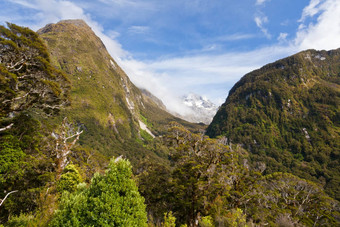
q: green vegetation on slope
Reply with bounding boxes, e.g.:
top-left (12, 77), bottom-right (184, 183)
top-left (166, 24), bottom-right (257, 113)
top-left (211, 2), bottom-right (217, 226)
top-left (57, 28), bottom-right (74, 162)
top-left (207, 49), bottom-right (340, 200)
top-left (138, 123), bottom-right (339, 226)
top-left (38, 20), bottom-right (203, 167)
top-left (2, 22), bottom-right (339, 227)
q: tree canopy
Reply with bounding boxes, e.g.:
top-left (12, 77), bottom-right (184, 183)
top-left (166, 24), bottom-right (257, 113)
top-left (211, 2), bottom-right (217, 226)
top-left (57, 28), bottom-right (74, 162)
top-left (0, 22), bottom-right (69, 125)
top-left (50, 157), bottom-right (148, 227)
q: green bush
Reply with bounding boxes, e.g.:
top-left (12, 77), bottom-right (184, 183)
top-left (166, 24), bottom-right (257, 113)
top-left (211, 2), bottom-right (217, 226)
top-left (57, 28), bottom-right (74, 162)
top-left (50, 157), bottom-right (147, 227)
top-left (6, 213), bottom-right (34, 227)
top-left (56, 163), bottom-right (82, 193)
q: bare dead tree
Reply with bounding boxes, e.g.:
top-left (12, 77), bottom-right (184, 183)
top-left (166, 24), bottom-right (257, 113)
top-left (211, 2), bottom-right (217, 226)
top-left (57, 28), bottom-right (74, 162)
top-left (52, 117), bottom-right (83, 179)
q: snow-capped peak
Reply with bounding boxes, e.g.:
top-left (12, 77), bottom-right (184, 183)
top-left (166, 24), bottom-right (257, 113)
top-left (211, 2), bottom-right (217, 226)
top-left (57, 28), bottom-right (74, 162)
top-left (180, 93), bottom-right (218, 124)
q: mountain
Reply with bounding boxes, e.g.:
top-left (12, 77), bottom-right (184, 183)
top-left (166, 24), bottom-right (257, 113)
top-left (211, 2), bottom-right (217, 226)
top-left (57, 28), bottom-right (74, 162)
top-left (140, 88), bottom-right (167, 111)
top-left (206, 48), bottom-right (340, 200)
top-left (179, 93), bottom-right (218, 124)
top-left (37, 19), bottom-right (203, 165)
top-left (1, 22), bottom-right (339, 226)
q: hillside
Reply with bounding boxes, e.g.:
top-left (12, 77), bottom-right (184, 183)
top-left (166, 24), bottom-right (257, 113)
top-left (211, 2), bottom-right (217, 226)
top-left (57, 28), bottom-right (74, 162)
top-left (1, 22), bottom-right (339, 227)
top-left (37, 19), bottom-right (204, 164)
top-left (207, 49), bottom-right (340, 200)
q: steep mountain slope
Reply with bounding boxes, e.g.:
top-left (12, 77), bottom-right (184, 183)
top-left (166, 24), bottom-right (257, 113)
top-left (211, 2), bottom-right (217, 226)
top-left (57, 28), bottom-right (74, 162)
top-left (207, 49), bottom-right (340, 199)
top-left (38, 20), bottom-right (203, 164)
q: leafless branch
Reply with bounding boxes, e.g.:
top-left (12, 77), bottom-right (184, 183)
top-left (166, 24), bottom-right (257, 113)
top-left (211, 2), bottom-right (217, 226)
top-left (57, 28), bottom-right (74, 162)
top-left (0, 190), bottom-right (18, 207)
top-left (0, 123), bottom-right (14, 132)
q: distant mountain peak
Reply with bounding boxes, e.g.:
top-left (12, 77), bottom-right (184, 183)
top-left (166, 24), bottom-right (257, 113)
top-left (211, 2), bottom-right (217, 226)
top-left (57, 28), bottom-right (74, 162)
top-left (183, 93), bottom-right (216, 110)
top-left (180, 93), bottom-right (218, 124)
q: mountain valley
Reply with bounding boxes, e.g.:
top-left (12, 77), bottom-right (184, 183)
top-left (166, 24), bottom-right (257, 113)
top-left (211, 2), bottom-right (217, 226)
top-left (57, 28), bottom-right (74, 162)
top-left (0, 20), bottom-right (339, 226)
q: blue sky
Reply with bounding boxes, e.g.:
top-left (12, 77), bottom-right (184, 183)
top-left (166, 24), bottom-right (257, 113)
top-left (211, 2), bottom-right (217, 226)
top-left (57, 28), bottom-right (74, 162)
top-left (1, 0), bottom-right (340, 114)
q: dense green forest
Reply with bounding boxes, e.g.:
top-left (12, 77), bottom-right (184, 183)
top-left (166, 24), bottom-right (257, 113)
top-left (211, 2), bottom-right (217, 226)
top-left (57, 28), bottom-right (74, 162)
top-left (207, 49), bottom-right (340, 201)
top-left (1, 22), bottom-right (339, 226)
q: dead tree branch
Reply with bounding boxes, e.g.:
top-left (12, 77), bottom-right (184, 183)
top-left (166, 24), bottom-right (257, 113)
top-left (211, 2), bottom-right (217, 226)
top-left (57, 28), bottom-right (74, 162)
top-left (0, 190), bottom-right (18, 207)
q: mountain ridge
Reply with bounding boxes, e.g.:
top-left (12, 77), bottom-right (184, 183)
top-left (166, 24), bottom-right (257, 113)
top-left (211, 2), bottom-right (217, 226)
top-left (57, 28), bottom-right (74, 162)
top-left (207, 48), bottom-right (340, 200)
top-left (37, 19), bottom-right (204, 164)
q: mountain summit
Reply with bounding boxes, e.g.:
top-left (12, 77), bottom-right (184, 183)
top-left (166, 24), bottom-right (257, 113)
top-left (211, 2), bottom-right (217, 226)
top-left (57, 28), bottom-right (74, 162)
top-left (37, 19), bottom-right (202, 163)
top-left (180, 93), bottom-right (218, 124)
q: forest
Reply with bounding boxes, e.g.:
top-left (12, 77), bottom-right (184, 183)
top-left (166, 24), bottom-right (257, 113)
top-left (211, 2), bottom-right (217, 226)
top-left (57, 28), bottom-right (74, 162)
top-left (0, 23), bottom-right (339, 227)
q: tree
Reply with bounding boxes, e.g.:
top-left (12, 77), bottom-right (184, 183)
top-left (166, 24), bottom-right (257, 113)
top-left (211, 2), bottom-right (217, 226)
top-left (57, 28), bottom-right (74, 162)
top-left (0, 22), bottom-right (69, 130)
top-left (52, 117), bottom-right (83, 179)
top-left (248, 172), bottom-right (340, 226)
top-left (165, 122), bottom-right (241, 226)
top-left (136, 160), bottom-right (172, 225)
top-left (50, 157), bottom-right (148, 227)
top-left (162, 212), bottom-right (176, 227)
top-left (56, 163), bottom-right (82, 193)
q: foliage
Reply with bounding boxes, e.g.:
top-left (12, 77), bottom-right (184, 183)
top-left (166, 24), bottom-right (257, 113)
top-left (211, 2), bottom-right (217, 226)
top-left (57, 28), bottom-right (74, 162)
top-left (140, 129), bottom-right (154, 142)
top-left (0, 22), bottom-right (69, 122)
top-left (138, 123), bottom-right (249, 226)
top-left (139, 123), bottom-right (339, 226)
top-left (0, 135), bottom-right (25, 184)
top-left (162, 212), bottom-right (176, 227)
top-left (0, 114), bottom-right (55, 224)
top-left (56, 163), bottom-right (82, 193)
top-left (207, 49), bottom-right (340, 200)
top-left (247, 172), bottom-right (340, 226)
top-left (136, 159), bottom-right (172, 224)
top-left (5, 213), bottom-right (34, 227)
top-left (198, 216), bottom-right (214, 227)
top-left (3, 21), bottom-right (339, 227)
top-left (165, 122), bottom-right (242, 226)
top-left (50, 157), bottom-right (147, 227)
top-left (218, 209), bottom-right (247, 227)
top-left (37, 20), bottom-right (201, 170)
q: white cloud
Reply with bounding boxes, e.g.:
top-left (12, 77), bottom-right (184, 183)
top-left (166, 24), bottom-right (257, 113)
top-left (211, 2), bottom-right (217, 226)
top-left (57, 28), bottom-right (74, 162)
top-left (118, 59), bottom-right (193, 115)
top-left (216, 33), bottom-right (255, 42)
top-left (277, 33), bottom-right (288, 42)
top-left (9, 0), bottom-right (85, 30)
top-left (295, 0), bottom-right (340, 50)
top-left (120, 45), bottom-right (294, 107)
top-left (4, 0), bottom-right (340, 116)
top-left (7, 0), bottom-right (128, 60)
top-left (128, 25), bottom-right (150, 34)
top-left (299, 0), bottom-right (322, 22)
top-left (254, 15), bottom-right (271, 38)
top-left (107, 30), bottom-right (120, 39)
top-left (256, 0), bottom-right (270, 6)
